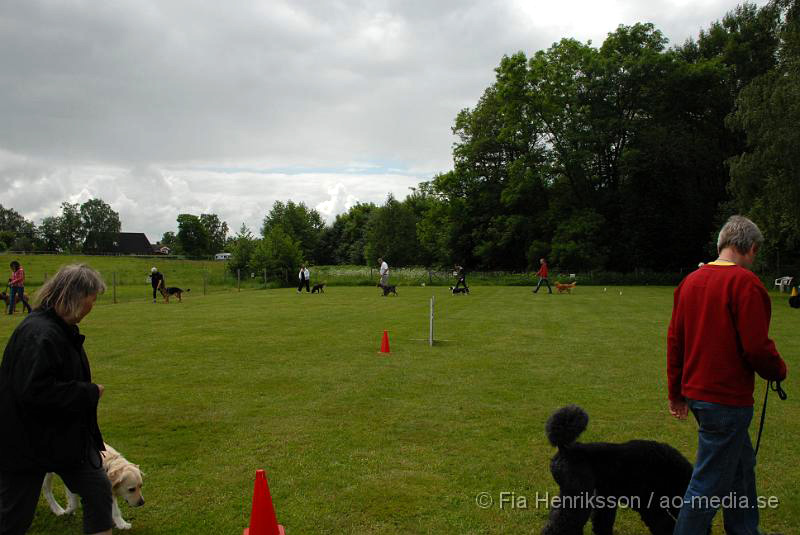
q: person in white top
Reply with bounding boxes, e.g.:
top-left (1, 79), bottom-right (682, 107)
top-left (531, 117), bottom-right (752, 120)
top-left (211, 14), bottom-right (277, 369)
top-left (297, 265), bottom-right (310, 293)
top-left (378, 258), bottom-right (389, 287)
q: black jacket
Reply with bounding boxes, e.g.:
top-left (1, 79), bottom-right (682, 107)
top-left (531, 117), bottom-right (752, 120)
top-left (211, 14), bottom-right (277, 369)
top-left (0, 308), bottom-right (104, 472)
top-left (151, 271), bottom-right (164, 289)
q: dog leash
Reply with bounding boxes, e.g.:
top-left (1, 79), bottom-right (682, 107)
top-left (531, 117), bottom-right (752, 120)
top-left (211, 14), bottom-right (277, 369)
top-left (754, 380), bottom-right (787, 456)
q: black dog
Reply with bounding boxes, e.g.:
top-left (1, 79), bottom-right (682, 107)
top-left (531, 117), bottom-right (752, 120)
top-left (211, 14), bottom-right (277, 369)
top-left (377, 283), bottom-right (397, 296)
top-left (449, 286), bottom-right (469, 295)
top-left (311, 283), bottom-right (325, 294)
top-left (1, 290), bottom-right (32, 314)
top-left (542, 405), bottom-right (693, 535)
top-left (159, 286), bottom-right (190, 303)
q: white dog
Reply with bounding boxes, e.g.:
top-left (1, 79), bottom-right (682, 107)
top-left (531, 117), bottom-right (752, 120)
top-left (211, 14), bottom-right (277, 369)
top-left (41, 443), bottom-right (144, 530)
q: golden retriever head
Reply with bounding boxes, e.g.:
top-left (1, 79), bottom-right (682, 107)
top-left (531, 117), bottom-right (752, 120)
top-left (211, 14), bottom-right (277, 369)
top-left (108, 463), bottom-right (144, 507)
top-left (103, 446), bottom-right (145, 507)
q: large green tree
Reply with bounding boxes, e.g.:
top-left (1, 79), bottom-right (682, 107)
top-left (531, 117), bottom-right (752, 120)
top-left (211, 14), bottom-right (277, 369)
top-left (249, 226), bottom-right (303, 283)
top-left (228, 224), bottom-right (256, 275)
top-left (319, 202), bottom-right (376, 265)
top-left (80, 199), bottom-right (121, 235)
top-left (261, 201), bottom-right (325, 263)
top-left (364, 194), bottom-right (420, 267)
top-left (37, 216), bottom-right (62, 251)
top-left (199, 213), bottom-right (229, 254)
top-left (419, 6), bottom-right (784, 272)
top-left (176, 214), bottom-right (210, 256)
top-left (727, 0), bottom-right (800, 264)
top-left (0, 205), bottom-right (35, 251)
top-left (57, 202), bottom-right (84, 252)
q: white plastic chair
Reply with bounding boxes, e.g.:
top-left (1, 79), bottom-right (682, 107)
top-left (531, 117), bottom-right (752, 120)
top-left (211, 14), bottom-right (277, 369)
top-left (774, 276), bottom-right (794, 292)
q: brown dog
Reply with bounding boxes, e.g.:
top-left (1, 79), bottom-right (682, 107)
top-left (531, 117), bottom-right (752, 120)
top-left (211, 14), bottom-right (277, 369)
top-left (1, 290), bottom-right (32, 313)
top-left (555, 281), bottom-right (577, 294)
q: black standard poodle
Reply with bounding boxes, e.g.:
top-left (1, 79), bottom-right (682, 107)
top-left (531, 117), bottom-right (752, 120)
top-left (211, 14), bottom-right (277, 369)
top-left (542, 405), bottom-right (693, 535)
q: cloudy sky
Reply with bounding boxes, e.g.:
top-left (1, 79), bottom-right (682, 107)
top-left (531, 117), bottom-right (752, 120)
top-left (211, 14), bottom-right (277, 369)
top-left (0, 0), bottom-right (766, 243)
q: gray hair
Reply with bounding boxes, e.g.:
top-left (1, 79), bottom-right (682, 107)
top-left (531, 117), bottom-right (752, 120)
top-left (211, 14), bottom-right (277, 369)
top-left (35, 264), bottom-right (106, 321)
top-left (717, 215), bottom-right (764, 254)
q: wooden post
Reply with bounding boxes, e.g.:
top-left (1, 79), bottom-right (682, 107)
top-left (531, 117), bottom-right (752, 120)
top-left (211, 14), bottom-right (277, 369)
top-left (263, 268), bottom-right (267, 286)
top-left (237, 269), bottom-right (241, 292)
top-left (203, 271), bottom-right (207, 296)
top-left (113, 272), bottom-right (117, 304)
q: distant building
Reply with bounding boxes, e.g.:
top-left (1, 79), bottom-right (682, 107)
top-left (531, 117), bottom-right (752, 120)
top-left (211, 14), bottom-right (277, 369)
top-left (215, 252), bottom-right (232, 260)
top-left (84, 232), bottom-right (154, 255)
top-left (152, 244), bottom-right (171, 255)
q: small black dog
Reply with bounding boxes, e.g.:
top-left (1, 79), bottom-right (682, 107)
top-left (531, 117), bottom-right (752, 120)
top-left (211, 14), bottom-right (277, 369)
top-left (159, 286), bottom-right (190, 303)
top-left (311, 283), bottom-right (325, 294)
top-left (377, 283), bottom-right (397, 296)
top-left (542, 405), bottom-right (693, 535)
top-left (449, 286), bottom-right (469, 295)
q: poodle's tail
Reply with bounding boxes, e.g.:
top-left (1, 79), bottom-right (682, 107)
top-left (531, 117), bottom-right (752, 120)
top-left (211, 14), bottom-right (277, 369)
top-left (545, 405), bottom-right (589, 448)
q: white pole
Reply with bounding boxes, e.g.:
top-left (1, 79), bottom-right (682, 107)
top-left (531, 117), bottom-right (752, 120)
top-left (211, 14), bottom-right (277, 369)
top-left (429, 296), bottom-right (434, 347)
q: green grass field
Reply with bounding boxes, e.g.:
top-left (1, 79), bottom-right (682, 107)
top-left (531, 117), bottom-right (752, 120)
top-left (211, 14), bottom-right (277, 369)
top-left (0, 285), bottom-right (797, 534)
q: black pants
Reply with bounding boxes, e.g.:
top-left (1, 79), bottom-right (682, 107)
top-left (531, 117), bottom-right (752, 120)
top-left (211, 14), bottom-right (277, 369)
top-left (152, 286), bottom-right (159, 300)
top-left (533, 277), bottom-right (552, 293)
top-left (298, 278), bottom-right (310, 292)
top-left (455, 277), bottom-right (468, 290)
top-left (0, 460), bottom-right (112, 534)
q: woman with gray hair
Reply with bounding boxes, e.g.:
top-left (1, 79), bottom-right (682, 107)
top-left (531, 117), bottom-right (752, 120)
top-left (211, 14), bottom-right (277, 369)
top-left (0, 264), bottom-right (114, 535)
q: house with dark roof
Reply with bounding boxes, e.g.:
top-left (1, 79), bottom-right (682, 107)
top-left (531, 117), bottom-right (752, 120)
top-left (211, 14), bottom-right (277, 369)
top-left (83, 232), bottom-right (154, 255)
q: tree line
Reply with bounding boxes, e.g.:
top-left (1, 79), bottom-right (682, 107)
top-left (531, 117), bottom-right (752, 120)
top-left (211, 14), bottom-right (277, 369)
top-left (3, 1), bottom-right (797, 280)
top-left (234, 0), bottom-right (800, 277)
top-left (0, 199), bottom-right (122, 253)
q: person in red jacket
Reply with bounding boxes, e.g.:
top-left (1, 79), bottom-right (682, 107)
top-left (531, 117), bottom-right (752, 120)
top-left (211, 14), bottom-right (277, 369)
top-left (667, 215), bottom-right (787, 535)
top-left (532, 258), bottom-right (552, 294)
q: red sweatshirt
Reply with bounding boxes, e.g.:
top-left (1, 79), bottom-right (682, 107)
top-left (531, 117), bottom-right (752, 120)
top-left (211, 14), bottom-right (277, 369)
top-left (9, 267), bottom-right (25, 287)
top-left (667, 262), bottom-right (787, 406)
top-left (537, 262), bottom-right (548, 278)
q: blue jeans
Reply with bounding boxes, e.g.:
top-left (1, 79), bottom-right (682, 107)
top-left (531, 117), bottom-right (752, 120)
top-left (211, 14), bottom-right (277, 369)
top-left (674, 400), bottom-right (759, 535)
top-left (7, 286), bottom-right (23, 315)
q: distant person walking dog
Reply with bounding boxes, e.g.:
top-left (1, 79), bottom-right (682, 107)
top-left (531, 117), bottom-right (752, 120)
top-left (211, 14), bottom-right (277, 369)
top-left (149, 267), bottom-right (164, 303)
top-left (378, 258), bottom-right (389, 288)
top-left (454, 265), bottom-right (468, 291)
top-left (297, 265), bottom-right (310, 293)
top-left (532, 258), bottom-right (552, 294)
top-left (667, 215), bottom-right (787, 535)
top-left (7, 261), bottom-right (31, 315)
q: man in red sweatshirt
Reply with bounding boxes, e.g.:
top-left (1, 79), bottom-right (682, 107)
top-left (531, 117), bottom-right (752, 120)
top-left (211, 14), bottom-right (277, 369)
top-left (532, 258), bottom-right (552, 294)
top-left (667, 215), bottom-right (787, 535)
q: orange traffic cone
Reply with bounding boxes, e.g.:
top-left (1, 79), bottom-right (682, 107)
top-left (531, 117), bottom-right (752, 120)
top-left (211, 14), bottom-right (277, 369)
top-left (380, 330), bottom-right (390, 353)
top-left (243, 470), bottom-right (285, 535)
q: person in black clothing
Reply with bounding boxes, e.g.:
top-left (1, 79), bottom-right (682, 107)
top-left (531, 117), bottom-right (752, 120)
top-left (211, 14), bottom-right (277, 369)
top-left (454, 265), bottom-right (468, 291)
top-left (0, 264), bottom-right (112, 535)
top-left (150, 267), bottom-right (164, 303)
